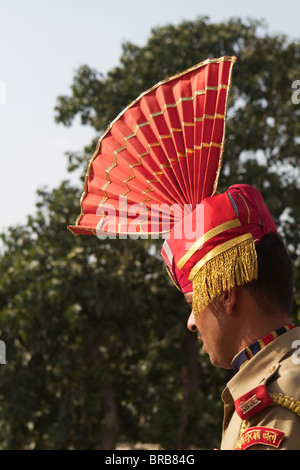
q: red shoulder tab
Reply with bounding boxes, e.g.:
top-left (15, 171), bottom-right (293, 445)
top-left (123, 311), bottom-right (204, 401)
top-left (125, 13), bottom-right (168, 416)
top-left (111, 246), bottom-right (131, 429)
top-left (234, 384), bottom-right (273, 419)
top-left (235, 427), bottom-right (285, 450)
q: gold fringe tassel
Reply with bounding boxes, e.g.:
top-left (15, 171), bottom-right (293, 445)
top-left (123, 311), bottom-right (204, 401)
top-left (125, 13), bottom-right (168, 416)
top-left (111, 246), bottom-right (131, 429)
top-left (192, 237), bottom-right (258, 315)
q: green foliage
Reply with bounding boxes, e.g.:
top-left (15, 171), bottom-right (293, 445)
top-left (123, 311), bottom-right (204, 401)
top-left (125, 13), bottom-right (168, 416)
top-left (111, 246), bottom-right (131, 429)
top-left (0, 182), bottom-right (226, 449)
top-left (0, 16), bottom-right (299, 449)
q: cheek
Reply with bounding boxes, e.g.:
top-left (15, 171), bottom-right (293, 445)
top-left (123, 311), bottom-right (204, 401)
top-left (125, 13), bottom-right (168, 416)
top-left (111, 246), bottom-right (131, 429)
top-left (195, 308), bottom-right (224, 346)
top-left (193, 305), bottom-right (234, 368)
top-left (193, 308), bottom-right (212, 339)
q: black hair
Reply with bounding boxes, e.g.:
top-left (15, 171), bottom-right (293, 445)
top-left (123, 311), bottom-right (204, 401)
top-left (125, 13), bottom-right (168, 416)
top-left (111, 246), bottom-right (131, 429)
top-left (244, 234), bottom-right (294, 316)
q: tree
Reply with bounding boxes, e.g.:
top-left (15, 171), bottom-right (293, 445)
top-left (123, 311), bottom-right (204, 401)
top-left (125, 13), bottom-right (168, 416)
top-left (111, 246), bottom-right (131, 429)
top-left (0, 16), bottom-right (299, 450)
top-left (0, 180), bottom-right (227, 449)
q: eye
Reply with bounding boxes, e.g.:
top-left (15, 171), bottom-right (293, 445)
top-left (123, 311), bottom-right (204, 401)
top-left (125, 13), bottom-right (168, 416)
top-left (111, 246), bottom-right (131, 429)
top-left (184, 294), bottom-right (193, 312)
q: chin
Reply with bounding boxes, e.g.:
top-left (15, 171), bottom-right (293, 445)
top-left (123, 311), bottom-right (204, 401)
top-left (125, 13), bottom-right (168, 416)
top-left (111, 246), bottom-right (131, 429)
top-left (209, 355), bottom-right (232, 370)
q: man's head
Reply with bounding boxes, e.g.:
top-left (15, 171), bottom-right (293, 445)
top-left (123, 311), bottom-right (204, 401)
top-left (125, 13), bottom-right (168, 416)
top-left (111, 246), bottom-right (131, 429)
top-left (185, 233), bottom-right (294, 368)
top-left (161, 184), bottom-right (294, 368)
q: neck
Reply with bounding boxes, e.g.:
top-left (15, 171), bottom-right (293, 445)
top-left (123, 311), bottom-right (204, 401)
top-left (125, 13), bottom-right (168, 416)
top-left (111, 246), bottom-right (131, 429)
top-left (231, 324), bottom-right (295, 374)
top-left (237, 317), bottom-right (291, 353)
top-left (232, 288), bottom-right (291, 358)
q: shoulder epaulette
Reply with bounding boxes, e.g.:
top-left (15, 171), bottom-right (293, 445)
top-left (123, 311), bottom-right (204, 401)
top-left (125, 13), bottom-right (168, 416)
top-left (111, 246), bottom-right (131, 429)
top-left (270, 393), bottom-right (300, 417)
top-left (234, 385), bottom-right (273, 419)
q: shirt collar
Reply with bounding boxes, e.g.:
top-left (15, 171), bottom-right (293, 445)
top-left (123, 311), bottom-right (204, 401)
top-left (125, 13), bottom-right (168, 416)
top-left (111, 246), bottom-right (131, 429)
top-left (231, 324), bottom-right (296, 374)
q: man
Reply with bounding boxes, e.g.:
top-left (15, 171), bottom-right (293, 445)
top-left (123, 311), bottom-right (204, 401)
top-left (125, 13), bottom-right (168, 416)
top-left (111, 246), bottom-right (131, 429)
top-left (161, 183), bottom-right (300, 450)
top-left (69, 57), bottom-right (300, 449)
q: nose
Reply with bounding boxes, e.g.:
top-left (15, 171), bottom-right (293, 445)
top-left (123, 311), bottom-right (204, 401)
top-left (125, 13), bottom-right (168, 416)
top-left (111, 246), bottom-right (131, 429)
top-left (187, 311), bottom-right (198, 332)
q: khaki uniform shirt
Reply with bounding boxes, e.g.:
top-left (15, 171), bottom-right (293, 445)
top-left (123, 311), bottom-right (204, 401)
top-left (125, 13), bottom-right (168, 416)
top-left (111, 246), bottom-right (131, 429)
top-left (220, 326), bottom-right (300, 450)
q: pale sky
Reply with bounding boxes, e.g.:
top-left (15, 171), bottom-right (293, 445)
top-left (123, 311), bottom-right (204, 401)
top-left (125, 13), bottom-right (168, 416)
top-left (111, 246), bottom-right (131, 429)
top-left (1, 0), bottom-right (299, 232)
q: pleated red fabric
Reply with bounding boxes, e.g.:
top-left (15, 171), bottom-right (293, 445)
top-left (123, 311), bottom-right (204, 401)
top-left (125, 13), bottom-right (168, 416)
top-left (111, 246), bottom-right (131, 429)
top-left (68, 56), bottom-right (237, 237)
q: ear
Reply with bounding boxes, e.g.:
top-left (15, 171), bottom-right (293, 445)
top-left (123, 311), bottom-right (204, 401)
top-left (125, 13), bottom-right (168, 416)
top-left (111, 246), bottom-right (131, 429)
top-left (221, 287), bottom-right (237, 315)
